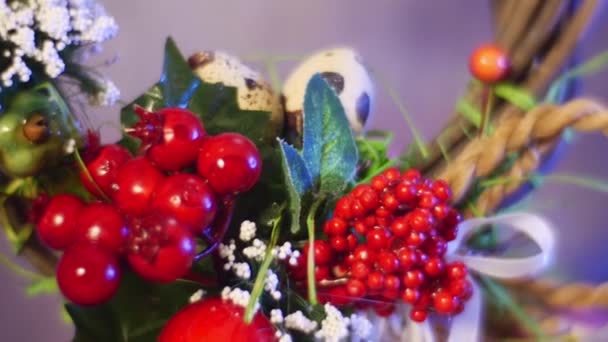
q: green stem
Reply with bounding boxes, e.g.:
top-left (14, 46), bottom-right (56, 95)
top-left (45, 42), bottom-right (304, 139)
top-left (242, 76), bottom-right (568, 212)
top-left (244, 217), bottom-right (281, 323)
top-left (306, 198), bottom-right (324, 306)
top-left (479, 276), bottom-right (546, 340)
top-left (73, 147), bottom-right (111, 202)
top-left (355, 159), bottom-right (397, 186)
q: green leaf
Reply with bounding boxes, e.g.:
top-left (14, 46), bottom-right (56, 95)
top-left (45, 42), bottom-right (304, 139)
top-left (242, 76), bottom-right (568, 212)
top-left (456, 98), bottom-right (482, 128)
top-left (546, 49), bottom-right (608, 103)
top-left (160, 37), bottom-right (201, 107)
top-left (279, 140), bottom-right (312, 234)
top-left (493, 83), bottom-right (536, 110)
top-left (26, 277), bottom-right (58, 297)
top-left (66, 303), bottom-right (122, 342)
top-left (302, 74), bottom-right (358, 194)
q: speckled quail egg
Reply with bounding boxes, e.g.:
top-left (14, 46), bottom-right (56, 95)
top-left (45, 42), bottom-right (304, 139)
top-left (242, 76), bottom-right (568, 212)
top-left (188, 50), bottom-right (283, 136)
top-left (282, 47), bottom-right (374, 140)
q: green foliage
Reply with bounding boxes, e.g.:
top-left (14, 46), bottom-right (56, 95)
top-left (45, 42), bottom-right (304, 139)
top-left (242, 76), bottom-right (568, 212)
top-left (67, 272), bottom-right (200, 342)
top-left (493, 83), bottom-right (536, 110)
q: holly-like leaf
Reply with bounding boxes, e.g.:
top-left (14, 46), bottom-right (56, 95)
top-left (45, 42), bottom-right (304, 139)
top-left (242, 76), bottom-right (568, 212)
top-left (160, 37), bottom-right (200, 107)
top-left (302, 74), bottom-right (358, 194)
top-left (279, 139), bottom-right (313, 234)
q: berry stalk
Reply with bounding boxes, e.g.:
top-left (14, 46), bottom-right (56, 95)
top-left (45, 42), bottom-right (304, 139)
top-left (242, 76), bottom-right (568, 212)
top-left (306, 198), bottom-right (324, 306)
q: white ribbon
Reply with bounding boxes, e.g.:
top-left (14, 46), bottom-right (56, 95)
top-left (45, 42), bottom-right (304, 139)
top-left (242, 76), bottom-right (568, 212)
top-left (357, 212), bottom-right (556, 342)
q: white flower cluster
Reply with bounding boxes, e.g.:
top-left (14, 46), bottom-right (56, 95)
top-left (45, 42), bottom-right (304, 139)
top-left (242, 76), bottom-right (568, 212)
top-left (284, 310), bottom-right (318, 334)
top-left (0, 0), bottom-right (118, 100)
top-left (221, 286), bottom-right (259, 312)
top-left (239, 220), bottom-right (256, 242)
top-left (264, 269), bottom-right (281, 300)
top-left (218, 239), bottom-right (251, 280)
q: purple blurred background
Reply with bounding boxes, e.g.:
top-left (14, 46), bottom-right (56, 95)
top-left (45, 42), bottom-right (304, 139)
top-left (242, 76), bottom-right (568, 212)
top-left (1, 0), bottom-right (608, 340)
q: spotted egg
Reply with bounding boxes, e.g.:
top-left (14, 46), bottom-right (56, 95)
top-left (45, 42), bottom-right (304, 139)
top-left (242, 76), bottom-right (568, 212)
top-left (188, 51), bottom-right (283, 136)
top-left (282, 47), bottom-right (374, 140)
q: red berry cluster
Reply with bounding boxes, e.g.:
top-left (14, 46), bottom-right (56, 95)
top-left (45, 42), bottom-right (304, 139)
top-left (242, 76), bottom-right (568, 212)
top-left (292, 168), bottom-right (472, 322)
top-left (35, 107), bottom-right (262, 306)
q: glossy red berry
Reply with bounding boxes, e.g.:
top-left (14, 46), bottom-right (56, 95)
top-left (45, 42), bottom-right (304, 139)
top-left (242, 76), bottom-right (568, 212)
top-left (128, 216), bottom-right (195, 283)
top-left (366, 228), bottom-right (390, 250)
top-left (434, 291), bottom-right (460, 314)
top-left (409, 307), bottom-right (428, 322)
top-left (389, 216), bottom-right (409, 237)
top-left (450, 279), bottom-right (473, 300)
top-left (37, 194), bottom-right (84, 250)
top-left (80, 144), bottom-right (131, 198)
top-left (112, 157), bottom-right (164, 216)
top-left (128, 106), bottom-right (206, 171)
top-left (403, 270), bottom-right (425, 288)
top-left (424, 257), bottom-right (445, 276)
top-left (469, 44), bottom-right (510, 84)
top-left (446, 261), bottom-right (468, 280)
top-left (57, 244), bottom-right (121, 306)
top-left (370, 175), bottom-right (388, 192)
top-left (346, 279), bottom-right (367, 298)
top-left (351, 261), bottom-right (371, 280)
top-left (406, 230), bottom-right (426, 247)
top-left (395, 181), bottom-right (417, 204)
top-left (366, 271), bottom-right (385, 290)
top-left (353, 245), bottom-right (376, 264)
top-left (409, 209), bottom-right (434, 232)
top-left (151, 173), bottom-right (217, 235)
top-left (74, 203), bottom-right (128, 254)
top-left (159, 297), bottom-right (275, 342)
top-left (383, 167), bottom-right (401, 184)
top-left (402, 169), bottom-right (421, 182)
top-left (383, 274), bottom-right (401, 292)
top-left (333, 196), bottom-right (353, 219)
top-left (323, 217), bottom-right (348, 236)
top-left (431, 180), bottom-right (452, 202)
top-left (197, 133), bottom-right (261, 196)
top-left (304, 240), bottom-right (333, 265)
top-left (329, 235), bottom-right (348, 252)
top-left (377, 251), bottom-right (400, 274)
top-left (402, 288), bottom-right (420, 304)
top-left (397, 248), bottom-right (419, 271)
top-left (315, 265), bottom-right (330, 281)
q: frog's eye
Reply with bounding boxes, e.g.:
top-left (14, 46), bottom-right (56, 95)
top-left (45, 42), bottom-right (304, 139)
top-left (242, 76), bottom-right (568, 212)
top-left (23, 113), bottom-right (50, 144)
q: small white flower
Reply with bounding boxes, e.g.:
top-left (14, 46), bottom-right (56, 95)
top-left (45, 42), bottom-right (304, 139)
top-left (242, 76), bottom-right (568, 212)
top-left (243, 239), bottom-right (266, 261)
top-left (270, 309), bottom-right (284, 324)
top-left (239, 220), bottom-right (256, 242)
top-left (284, 311), bottom-right (318, 334)
top-left (314, 304), bottom-right (350, 342)
top-left (63, 138), bottom-right (76, 154)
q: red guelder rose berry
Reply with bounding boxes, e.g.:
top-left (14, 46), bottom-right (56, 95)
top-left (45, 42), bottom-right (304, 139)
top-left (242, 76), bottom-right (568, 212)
top-left (151, 173), bottom-right (217, 235)
top-left (434, 291), bottom-right (460, 314)
top-left (303, 240), bottom-right (333, 265)
top-left (469, 44), bottom-right (510, 84)
top-left (37, 194), bottom-right (84, 250)
top-left (80, 144), bottom-right (131, 198)
top-left (111, 157), bottom-right (164, 216)
top-left (57, 244), bottom-right (121, 306)
top-left (197, 133), bottom-right (261, 196)
top-left (74, 203), bottom-right (128, 254)
top-left (159, 297), bottom-right (275, 342)
top-left (127, 106), bottom-right (206, 171)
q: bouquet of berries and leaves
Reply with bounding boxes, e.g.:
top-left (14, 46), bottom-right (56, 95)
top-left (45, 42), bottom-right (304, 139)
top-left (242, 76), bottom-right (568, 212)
top-left (4, 1), bottom-right (608, 341)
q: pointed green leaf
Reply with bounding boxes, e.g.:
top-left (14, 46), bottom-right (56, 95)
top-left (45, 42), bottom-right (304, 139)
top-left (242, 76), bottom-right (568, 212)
top-left (456, 98), bottom-right (482, 128)
top-left (493, 83), bottom-right (536, 110)
top-left (26, 277), bottom-right (58, 297)
top-left (160, 37), bottom-right (200, 107)
top-left (279, 139), bottom-right (312, 233)
top-left (302, 74), bottom-right (358, 194)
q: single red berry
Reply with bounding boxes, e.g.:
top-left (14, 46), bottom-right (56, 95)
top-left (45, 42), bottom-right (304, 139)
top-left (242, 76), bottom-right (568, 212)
top-left (151, 173), bottom-right (217, 235)
top-left (434, 291), bottom-right (460, 314)
top-left (401, 169), bottom-right (421, 182)
top-left (409, 307), bottom-right (428, 322)
top-left (469, 44), bottom-right (510, 84)
top-left (346, 279), bottom-right (367, 298)
top-left (402, 288), bottom-right (420, 304)
top-left (406, 230), bottom-right (426, 247)
top-left (397, 248), bottom-right (419, 271)
top-left (329, 235), bottom-right (348, 252)
top-left (424, 235), bottom-right (447, 257)
top-left (353, 245), bottom-right (376, 265)
top-left (389, 216), bottom-right (409, 237)
top-left (424, 257), bottom-right (445, 276)
top-left (409, 208), bottom-right (434, 232)
top-left (432, 204), bottom-right (451, 220)
top-left (334, 196), bottom-right (354, 219)
top-left (418, 192), bottom-right (438, 209)
top-left (365, 228), bottom-right (390, 250)
top-left (382, 167), bottom-right (401, 184)
top-left (345, 252), bottom-right (357, 265)
top-left (442, 226), bottom-right (458, 242)
top-left (304, 240), bottom-right (333, 265)
top-left (346, 234), bottom-right (358, 250)
top-left (443, 209), bottom-right (463, 229)
top-left (377, 251), bottom-right (400, 274)
top-left (358, 188), bottom-right (379, 211)
top-left (431, 180), bottom-right (452, 202)
top-left (367, 271), bottom-right (385, 290)
top-left (80, 144), bottom-right (131, 198)
top-left (350, 198), bottom-right (367, 218)
top-left (381, 192), bottom-right (399, 212)
top-left (446, 261), bottom-right (468, 280)
top-left (384, 274), bottom-right (401, 292)
top-left (324, 217), bottom-right (348, 236)
top-left (375, 206), bottom-right (392, 218)
top-left (450, 279), bottom-right (473, 300)
top-left (127, 216), bottom-right (195, 283)
top-left (57, 244), bottom-right (121, 306)
top-left (74, 203), bottom-right (128, 254)
top-left (37, 194), bottom-right (84, 250)
top-left (128, 106), bottom-right (206, 171)
top-left (197, 133), bottom-right (262, 196)
top-left (353, 220), bottom-right (369, 235)
top-left (395, 181), bottom-right (417, 204)
top-left (159, 297), bottom-right (275, 342)
top-left (351, 261), bottom-right (371, 280)
top-left (403, 270), bottom-right (425, 288)
top-left (370, 175), bottom-right (388, 192)
top-left (112, 157), bottom-right (164, 216)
